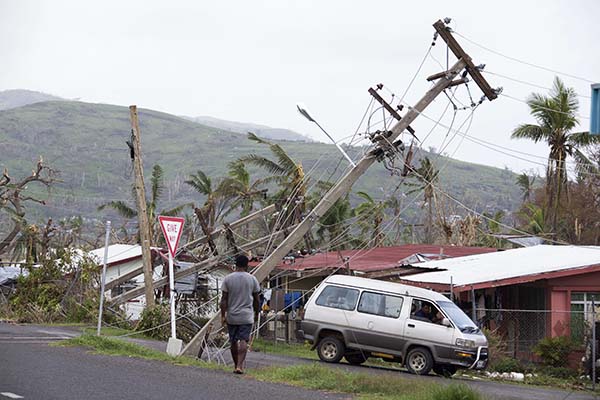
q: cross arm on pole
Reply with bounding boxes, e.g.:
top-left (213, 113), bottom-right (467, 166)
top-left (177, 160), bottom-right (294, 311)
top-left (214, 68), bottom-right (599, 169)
top-left (433, 19), bottom-right (497, 101)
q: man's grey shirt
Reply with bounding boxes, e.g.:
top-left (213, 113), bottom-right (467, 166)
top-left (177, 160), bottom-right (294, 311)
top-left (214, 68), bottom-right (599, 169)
top-left (222, 271), bottom-right (260, 325)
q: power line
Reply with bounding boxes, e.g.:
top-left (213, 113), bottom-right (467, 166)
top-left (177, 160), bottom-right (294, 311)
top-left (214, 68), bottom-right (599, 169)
top-left (500, 93), bottom-right (590, 120)
top-left (453, 30), bottom-right (596, 84)
top-left (483, 70), bottom-right (592, 99)
top-left (408, 103), bottom-right (600, 179)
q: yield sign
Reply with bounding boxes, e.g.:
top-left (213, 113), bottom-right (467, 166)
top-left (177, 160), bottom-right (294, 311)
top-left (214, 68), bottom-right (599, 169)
top-left (158, 216), bottom-right (185, 258)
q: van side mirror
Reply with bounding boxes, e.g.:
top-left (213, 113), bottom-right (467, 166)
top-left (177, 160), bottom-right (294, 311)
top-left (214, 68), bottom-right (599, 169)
top-left (441, 318), bottom-right (452, 327)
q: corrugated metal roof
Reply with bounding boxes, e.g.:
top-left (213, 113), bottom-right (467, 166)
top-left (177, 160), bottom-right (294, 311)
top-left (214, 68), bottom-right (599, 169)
top-left (275, 245), bottom-right (497, 272)
top-left (401, 245), bottom-right (600, 287)
top-left (89, 244), bottom-right (141, 265)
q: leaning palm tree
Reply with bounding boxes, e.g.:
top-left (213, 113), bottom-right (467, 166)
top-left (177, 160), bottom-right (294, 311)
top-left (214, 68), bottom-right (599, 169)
top-left (512, 77), bottom-right (600, 233)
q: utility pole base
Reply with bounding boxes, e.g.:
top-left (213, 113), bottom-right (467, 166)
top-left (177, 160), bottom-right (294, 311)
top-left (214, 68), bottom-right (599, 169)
top-left (167, 338), bottom-right (183, 356)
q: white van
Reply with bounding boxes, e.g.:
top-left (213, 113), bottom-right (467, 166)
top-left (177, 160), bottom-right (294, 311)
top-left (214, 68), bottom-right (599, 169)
top-left (300, 275), bottom-right (488, 376)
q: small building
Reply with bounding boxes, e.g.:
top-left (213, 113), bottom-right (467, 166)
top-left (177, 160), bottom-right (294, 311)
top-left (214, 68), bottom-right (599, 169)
top-left (89, 244), bottom-right (231, 319)
top-left (269, 244), bottom-right (497, 292)
top-left (398, 245), bottom-right (600, 358)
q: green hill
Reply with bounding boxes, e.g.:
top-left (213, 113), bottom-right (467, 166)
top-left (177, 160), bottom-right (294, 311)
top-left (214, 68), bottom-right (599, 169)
top-left (0, 89), bottom-right (65, 111)
top-left (0, 100), bottom-right (521, 229)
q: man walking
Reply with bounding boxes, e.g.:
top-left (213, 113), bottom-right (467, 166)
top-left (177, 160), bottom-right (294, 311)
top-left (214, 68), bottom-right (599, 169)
top-left (220, 254), bottom-right (260, 374)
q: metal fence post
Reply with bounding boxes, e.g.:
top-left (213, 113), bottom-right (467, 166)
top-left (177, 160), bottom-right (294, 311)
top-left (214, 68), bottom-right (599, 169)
top-left (593, 298), bottom-right (596, 390)
top-left (471, 286), bottom-right (476, 324)
top-left (97, 221), bottom-right (111, 336)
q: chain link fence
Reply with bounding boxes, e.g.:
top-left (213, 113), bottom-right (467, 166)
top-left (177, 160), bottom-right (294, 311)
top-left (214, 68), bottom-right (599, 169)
top-left (475, 307), bottom-right (598, 381)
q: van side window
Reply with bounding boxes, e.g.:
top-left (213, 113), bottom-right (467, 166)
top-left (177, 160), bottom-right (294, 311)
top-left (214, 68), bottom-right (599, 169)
top-left (358, 291), bottom-right (404, 318)
top-left (410, 299), bottom-right (443, 324)
top-left (315, 285), bottom-right (359, 311)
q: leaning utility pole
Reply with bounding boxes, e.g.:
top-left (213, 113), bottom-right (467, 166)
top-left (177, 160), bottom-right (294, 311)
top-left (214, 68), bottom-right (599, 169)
top-left (181, 19), bottom-right (499, 357)
top-left (130, 105), bottom-right (155, 308)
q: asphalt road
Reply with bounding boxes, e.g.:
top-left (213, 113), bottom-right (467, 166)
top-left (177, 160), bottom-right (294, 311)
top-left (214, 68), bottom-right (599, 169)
top-left (1, 323), bottom-right (598, 400)
top-left (0, 323), bottom-right (345, 400)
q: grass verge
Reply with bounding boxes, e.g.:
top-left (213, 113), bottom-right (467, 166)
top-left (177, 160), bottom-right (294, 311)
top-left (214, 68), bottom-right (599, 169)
top-left (251, 338), bottom-right (318, 360)
top-left (58, 334), bottom-right (224, 370)
top-left (61, 334), bottom-right (483, 399)
top-left (250, 363), bottom-right (482, 400)
top-left (81, 326), bottom-right (156, 340)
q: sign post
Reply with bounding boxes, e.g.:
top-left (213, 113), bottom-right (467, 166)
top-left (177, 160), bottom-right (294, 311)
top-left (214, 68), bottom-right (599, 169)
top-left (158, 215), bottom-right (185, 356)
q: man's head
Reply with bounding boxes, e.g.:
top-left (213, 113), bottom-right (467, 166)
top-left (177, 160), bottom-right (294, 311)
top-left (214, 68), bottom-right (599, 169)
top-left (421, 304), bottom-right (431, 314)
top-left (235, 254), bottom-right (249, 270)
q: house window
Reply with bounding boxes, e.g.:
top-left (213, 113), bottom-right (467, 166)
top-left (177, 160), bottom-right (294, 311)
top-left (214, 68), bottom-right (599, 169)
top-left (315, 285), bottom-right (359, 311)
top-left (357, 291), bottom-right (404, 318)
top-left (570, 292), bottom-right (600, 343)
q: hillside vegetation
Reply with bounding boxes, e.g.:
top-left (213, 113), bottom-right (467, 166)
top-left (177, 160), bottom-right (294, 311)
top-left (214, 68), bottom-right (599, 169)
top-left (0, 100), bottom-right (520, 227)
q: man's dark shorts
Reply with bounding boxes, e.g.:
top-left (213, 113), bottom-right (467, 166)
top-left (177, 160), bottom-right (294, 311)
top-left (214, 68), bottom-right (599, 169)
top-left (227, 323), bottom-right (253, 343)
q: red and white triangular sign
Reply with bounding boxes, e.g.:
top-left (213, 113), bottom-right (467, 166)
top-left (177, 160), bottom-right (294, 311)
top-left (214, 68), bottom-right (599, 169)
top-left (158, 216), bottom-right (185, 258)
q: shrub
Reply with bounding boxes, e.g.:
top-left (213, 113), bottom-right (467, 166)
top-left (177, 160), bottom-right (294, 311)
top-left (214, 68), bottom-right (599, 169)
top-left (135, 304), bottom-right (171, 340)
top-left (9, 248), bottom-right (102, 323)
top-left (536, 365), bottom-right (579, 379)
top-left (533, 336), bottom-right (575, 367)
top-left (482, 327), bottom-right (511, 370)
top-left (490, 357), bottom-right (525, 373)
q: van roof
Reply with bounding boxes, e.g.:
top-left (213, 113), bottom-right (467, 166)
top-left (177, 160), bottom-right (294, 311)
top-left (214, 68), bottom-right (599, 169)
top-left (324, 275), bottom-right (450, 302)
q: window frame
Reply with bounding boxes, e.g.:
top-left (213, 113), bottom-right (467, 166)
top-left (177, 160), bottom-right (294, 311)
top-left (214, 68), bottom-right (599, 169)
top-left (315, 285), bottom-right (360, 311)
top-left (357, 290), bottom-right (404, 319)
top-left (409, 298), bottom-right (444, 324)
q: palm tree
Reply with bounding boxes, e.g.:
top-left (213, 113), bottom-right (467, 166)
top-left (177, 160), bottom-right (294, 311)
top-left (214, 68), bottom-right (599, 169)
top-left (516, 173), bottom-right (536, 203)
top-left (99, 164), bottom-right (188, 245)
top-left (385, 195), bottom-right (403, 245)
top-left (353, 191), bottom-right (386, 248)
top-left (308, 181), bottom-right (352, 249)
top-left (185, 169), bottom-right (235, 232)
top-left (518, 204), bottom-right (549, 236)
top-left (512, 77), bottom-right (600, 233)
top-left (407, 156), bottom-right (439, 243)
top-left (237, 132), bottom-right (307, 230)
top-left (223, 160), bottom-right (267, 217)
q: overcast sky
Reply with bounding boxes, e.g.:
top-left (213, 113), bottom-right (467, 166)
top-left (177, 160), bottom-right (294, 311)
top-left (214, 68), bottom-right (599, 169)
top-left (2, 0), bottom-right (599, 174)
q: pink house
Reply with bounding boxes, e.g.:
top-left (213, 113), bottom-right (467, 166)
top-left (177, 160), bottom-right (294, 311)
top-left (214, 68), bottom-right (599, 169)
top-left (398, 245), bottom-right (600, 358)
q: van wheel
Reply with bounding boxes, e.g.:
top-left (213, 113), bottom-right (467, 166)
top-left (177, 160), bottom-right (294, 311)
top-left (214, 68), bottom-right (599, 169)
top-left (433, 364), bottom-right (457, 377)
top-left (344, 352), bottom-right (368, 365)
top-left (317, 336), bottom-right (345, 363)
top-left (406, 347), bottom-right (433, 375)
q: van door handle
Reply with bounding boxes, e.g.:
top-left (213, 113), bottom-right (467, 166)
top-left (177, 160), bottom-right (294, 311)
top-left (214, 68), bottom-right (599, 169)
top-left (408, 324), bottom-right (415, 328)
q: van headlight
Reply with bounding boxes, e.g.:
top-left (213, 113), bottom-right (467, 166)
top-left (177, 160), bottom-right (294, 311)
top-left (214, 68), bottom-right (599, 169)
top-left (456, 338), bottom-right (476, 348)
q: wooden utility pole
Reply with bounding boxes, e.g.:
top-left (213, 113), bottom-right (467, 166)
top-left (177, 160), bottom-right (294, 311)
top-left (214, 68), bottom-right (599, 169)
top-left (181, 19), bottom-right (498, 357)
top-left (130, 105), bottom-right (155, 308)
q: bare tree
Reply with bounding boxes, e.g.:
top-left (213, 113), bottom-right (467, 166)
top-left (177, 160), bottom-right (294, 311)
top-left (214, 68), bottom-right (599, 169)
top-left (0, 158), bottom-right (58, 256)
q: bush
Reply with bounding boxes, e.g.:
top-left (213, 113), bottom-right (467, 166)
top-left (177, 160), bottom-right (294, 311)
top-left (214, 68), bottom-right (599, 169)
top-left (536, 365), bottom-right (579, 379)
top-left (490, 357), bottom-right (525, 373)
top-left (8, 248), bottom-right (102, 323)
top-left (135, 304), bottom-right (171, 340)
top-left (482, 327), bottom-right (511, 371)
top-left (533, 336), bottom-right (575, 367)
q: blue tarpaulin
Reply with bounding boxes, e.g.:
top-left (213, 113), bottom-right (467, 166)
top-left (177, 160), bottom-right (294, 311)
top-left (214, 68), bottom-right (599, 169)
top-left (591, 84), bottom-right (600, 135)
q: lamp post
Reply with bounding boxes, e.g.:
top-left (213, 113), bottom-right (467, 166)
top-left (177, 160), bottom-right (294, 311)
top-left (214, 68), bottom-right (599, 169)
top-left (296, 103), bottom-right (356, 167)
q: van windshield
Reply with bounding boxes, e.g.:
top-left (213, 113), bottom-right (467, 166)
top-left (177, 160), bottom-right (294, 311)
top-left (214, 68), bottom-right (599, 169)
top-left (437, 301), bottom-right (479, 333)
